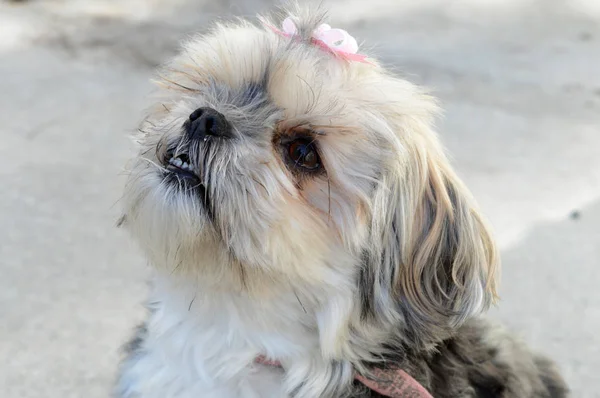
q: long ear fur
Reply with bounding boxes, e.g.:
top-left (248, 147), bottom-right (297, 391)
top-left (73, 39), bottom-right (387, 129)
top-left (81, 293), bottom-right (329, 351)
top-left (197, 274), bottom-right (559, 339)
top-left (363, 122), bottom-right (499, 348)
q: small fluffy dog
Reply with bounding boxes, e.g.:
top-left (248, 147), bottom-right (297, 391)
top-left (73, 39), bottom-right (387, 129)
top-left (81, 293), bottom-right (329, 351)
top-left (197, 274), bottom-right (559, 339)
top-left (116, 5), bottom-right (568, 398)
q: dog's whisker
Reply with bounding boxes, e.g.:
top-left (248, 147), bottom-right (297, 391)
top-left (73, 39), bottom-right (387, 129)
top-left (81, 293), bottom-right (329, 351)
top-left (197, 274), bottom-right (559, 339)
top-left (139, 157), bottom-right (167, 172)
top-left (327, 172), bottom-right (332, 224)
top-left (293, 289), bottom-right (308, 314)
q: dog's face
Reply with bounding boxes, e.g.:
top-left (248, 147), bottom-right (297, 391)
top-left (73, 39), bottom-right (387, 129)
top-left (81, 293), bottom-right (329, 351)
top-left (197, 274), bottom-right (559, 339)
top-left (123, 10), bottom-right (498, 346)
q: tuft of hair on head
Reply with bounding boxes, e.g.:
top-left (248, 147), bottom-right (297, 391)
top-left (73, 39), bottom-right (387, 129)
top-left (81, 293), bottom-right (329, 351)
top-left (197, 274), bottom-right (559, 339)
top-left (260, 1), bottom-right (329, 41)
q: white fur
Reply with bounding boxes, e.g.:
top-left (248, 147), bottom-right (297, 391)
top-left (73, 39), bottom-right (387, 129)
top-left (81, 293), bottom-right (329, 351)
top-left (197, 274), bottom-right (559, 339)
top-left (117, 269), bottom-right (356, 398)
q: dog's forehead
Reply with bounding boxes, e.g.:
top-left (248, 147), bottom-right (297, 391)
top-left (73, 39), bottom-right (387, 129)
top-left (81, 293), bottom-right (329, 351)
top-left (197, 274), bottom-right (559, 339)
top-left (268, 50), bottom-right (344, 118)
top-left (183, 24), bottom-right (369, 124)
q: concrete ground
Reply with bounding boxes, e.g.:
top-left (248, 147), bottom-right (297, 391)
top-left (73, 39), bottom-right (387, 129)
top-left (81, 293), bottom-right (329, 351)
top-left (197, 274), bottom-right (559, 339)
top-left (1, 0), bottom-right (598, 397)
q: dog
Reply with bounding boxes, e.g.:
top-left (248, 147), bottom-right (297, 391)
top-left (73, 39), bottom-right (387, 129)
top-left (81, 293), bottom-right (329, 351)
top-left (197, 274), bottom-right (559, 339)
top-left (116, 5), bottom-right (568, 397)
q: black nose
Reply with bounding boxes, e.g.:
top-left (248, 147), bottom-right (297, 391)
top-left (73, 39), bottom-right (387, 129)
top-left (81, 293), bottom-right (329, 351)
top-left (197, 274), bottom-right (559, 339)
top-left (186, 107), bottom-right (232, 140)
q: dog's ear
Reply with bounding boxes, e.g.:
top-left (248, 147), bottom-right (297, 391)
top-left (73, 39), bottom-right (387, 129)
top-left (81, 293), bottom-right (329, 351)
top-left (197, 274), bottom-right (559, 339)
top-left (364, 129), bottom-right (499, 347)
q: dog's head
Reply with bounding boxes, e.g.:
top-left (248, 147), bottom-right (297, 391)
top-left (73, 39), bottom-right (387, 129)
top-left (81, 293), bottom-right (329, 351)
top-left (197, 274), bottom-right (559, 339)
top-left (123, 6), bottom-right (498, 348)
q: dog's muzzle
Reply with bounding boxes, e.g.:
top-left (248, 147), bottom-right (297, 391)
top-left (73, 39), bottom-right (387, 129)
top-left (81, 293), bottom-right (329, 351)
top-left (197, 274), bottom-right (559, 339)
top-left (161, 107), bottom-right (232, 206)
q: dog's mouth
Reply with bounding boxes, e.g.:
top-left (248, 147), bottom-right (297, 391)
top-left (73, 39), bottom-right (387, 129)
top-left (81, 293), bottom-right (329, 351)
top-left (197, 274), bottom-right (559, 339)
top-left (162, 150), bottom-right (209, 205)
top-left (166, 152), bottom-right (199, 181)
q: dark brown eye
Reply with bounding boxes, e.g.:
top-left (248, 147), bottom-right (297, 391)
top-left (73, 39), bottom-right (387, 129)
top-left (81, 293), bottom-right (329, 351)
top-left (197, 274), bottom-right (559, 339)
top-left (287, 139), bottom-right (321, 170)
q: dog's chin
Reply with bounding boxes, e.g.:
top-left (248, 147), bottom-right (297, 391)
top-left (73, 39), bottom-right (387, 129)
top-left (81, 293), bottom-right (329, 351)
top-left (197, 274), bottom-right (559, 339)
top-left (123, 158), bottom-right (215, 262)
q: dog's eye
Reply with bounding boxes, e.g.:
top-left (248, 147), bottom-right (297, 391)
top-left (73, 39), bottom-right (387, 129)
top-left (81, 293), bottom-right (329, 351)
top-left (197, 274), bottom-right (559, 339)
top-left (287, 139), bottom-right (320, 170)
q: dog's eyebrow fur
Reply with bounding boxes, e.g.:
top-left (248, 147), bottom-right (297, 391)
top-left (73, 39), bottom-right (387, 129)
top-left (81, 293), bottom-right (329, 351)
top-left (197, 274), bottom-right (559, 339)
top-left (241, 82), bottom-right (264, 104)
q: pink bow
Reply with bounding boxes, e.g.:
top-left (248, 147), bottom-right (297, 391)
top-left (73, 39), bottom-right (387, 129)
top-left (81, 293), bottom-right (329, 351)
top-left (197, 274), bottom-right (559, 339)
top-left (265, 17), bottom-right (371, 64)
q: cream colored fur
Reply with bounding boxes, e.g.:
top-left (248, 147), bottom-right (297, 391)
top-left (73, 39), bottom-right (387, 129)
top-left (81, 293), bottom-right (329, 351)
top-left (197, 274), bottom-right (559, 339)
top-left (117, 5), bottom-right (499, 397)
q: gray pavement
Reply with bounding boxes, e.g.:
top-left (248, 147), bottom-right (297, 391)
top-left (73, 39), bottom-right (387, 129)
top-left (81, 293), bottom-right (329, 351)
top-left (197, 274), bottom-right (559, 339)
top-left (1, 1), bottom-right (599, 397)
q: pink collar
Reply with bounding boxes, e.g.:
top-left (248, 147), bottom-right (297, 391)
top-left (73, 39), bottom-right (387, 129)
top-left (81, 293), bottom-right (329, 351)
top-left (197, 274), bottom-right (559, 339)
top-left (255, 356), bottom-right (432, 398)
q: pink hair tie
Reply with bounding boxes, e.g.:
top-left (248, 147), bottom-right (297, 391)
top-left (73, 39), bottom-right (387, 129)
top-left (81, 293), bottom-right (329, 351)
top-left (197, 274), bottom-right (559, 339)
top-left (264, 16), bottom-right (372, 64)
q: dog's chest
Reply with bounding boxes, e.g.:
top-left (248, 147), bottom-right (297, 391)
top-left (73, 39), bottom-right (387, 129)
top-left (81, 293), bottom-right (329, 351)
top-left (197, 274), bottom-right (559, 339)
top-left (117, 277), bottom-right (318, 398)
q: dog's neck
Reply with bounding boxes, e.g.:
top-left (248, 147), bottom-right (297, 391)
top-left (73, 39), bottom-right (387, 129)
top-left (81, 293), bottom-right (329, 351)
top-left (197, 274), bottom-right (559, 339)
top-left (137, 270), bottom-right (432, 398)
top-left (136, 269), bottom-right (359, 397)
top-left (148, 269), bottom-right (337, 359)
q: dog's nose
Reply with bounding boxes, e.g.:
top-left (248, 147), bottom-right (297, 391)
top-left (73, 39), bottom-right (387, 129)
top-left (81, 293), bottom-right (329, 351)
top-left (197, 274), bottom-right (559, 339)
top-left (187, 107), bottom-right (232, 140)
